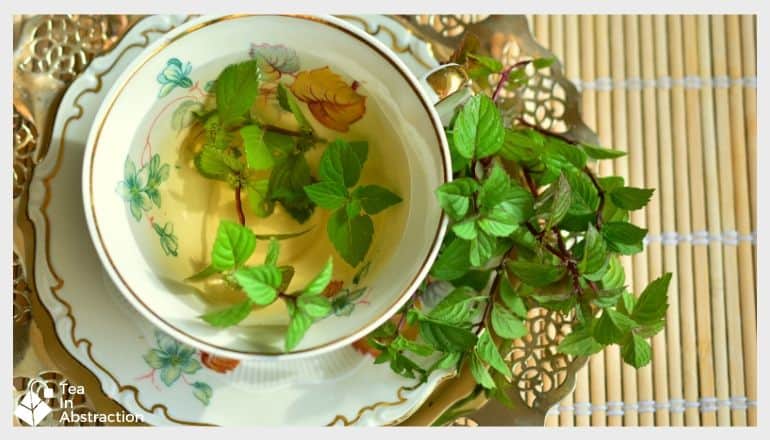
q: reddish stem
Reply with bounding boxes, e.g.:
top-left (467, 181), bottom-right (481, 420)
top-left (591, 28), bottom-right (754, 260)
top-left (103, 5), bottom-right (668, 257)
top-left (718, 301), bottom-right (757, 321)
top-left (491, 59), bottom-right (532, 101)
top-left (235, 185), bottom-right (246, 226)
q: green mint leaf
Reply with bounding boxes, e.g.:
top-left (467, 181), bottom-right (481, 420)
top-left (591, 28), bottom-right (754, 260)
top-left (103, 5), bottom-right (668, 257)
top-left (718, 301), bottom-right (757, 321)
top-left (194, 145), bottom-right (235, 180)
top-left (469, 351), bottom-right (496, 389)
top-left (351, 185), bottom-right (402, 215)
top-left (346, 198), bottom-right (362, 218)
top-left (618, 291), bottom-right (636, 316)
top-left (303, 257), bottom-right (333, 295)
top-left (254, 227), bottom-right (313, 241)
top-left (430, 238), bottom-right (471, 281)
top-left (285, 305), bottom-right (312, 351)
top-left (580, 143), bottom-right (627, 160)
top-left (234, 265), bottom-right (281, 305)
top-left (601, 256), bottom-right (626, 289)
top-left (319, 139), bottom-right (362, 188)
top-left (564, 170), bottom-right (599, 216)
top-left (350, 141), bottom-right (369, 165)
top-left (499, 276), bottom-right (528, 318)
top-left (534, 173), bottom-right (572, 229)
top-left (507, 259), bottom-right (566, 287)
top-left (453, 270), bottom-right (492, 291)
top-left (388, 350), bottom-right (425, 379)
top-left (631, 273), bottom-right (672, 325)
top-left (452, 94), bottom-right (505, 159)
top-left (186, 265), bottom-right (219, 282)
top-left (427, 287), bottom-right (480, 326)
top-left (276, 83), bottom-right (312, 132)
top-left (621, 333), bottom-right (652, 368)
top-left (594, 308), bottom-right (638, 345)
top-left (303, 181), bottom-right (348, 210)
top-left (429, 351), bottom-right (462, 373)
top-left (610, 187), bottom-right (655, 211)
top-left (635, 320), bottom-right (666, 338)
top-left (297, 294), bottom-right (332, 319)
top-left (476, 331), bottom-right (512, 379)
top-left (591, 287), bottom-right (625, 308)
top-left (579, 224), bottom-right (609, 276)
top-left (216, 60), bottom-right (259, 127)
top-left (557, 324), bottom-right (604, 356)
top-left (452, 218), bottom-right (478, 240)
top-left (240, 125), bottom-right (274, 171)
top-left (500, 128), bottom-right (542, 162)
top-left (532, 57), bottom-right (556, 69)
top-left (277, 266), bottom-right (295, 292)
top-left (601, 221), bottom-right (647, 255)
top-left (477, 164), bottom-right (509, 207)
top-left (435, 178), bottom-right (479, 221)
top-left (246, 179), bottom-right (273, 217)
top-left (211, 220), bottom-right (257, 270)
top-left (391, 335), bottom-right (435, 357)
top-left (268, 152), bottom-right (315, 223)
top-left (327, 209), bottom-right (373, 267)
top-left (418, 319), bottom-right (477, 352)
top-left (469, 229), bottom-right (496, 267)
top-left (467, 53), bottom-right (503, 73)
top-left (543, 137), bottom-right (588, 171)
top-left (491, 303), bottom-right (528, 340)
top-left (264, 238), bottom-right (280, 266)
top-left (200, 300), bottom-right (252, 328)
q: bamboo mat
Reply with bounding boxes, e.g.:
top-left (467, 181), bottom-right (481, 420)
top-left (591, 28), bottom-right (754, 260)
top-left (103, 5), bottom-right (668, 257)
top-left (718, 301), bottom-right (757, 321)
top-left (526, 15), bottom-right (757, 427)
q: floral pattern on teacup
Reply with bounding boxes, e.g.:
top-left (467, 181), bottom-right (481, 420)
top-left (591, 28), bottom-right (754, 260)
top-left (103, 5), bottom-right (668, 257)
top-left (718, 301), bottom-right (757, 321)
top-left (157, 58), bottom-right (193, 98)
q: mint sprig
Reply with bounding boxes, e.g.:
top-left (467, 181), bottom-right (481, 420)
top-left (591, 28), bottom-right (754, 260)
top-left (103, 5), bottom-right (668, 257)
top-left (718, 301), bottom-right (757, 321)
top-left (303, 139), bottom-right (402, 267)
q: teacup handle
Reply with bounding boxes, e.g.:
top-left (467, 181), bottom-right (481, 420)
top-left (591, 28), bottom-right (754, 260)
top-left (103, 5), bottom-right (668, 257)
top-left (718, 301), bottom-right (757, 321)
top-left (418, 63), bottom-right (474, 126)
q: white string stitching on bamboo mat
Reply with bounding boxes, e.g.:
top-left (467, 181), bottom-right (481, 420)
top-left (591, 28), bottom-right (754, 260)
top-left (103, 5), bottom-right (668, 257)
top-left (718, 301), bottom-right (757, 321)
top-left (570, 76), bottom-right (757, 91)
top-left (549, 397), bottom-right (757, 416)
top-left (644, 230), bottom-right (756, 246)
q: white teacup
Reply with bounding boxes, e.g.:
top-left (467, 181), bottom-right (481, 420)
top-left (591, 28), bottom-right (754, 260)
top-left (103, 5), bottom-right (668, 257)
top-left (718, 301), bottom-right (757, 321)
top-left (82, 14), bottom-right (468, 359)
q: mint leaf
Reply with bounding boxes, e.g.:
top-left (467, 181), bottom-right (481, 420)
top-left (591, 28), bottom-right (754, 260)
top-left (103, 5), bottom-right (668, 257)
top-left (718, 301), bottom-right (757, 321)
top-left (476, 331), bottom-right (512, 379)
top-left (391, 335), bottom-right (435, 357)
top-left (276, 83), bottom-right (312, 132)
top-left (431, 238), bottom-right (471, 281)
top-left (534, 173), bottom-right (571, 229)
top-left (610, 187), bottom-right (655, 210)
top-left (268, 152), bottom-right (314, 223)
top-left (234, 265), bottom-right (281, 305)
top-left (211, 220), bottom-right (256, 270)
top-left (469, 351), bottom-right (496, 389)
top-left (507, 260), bottom-right (566, 287)
top-left (543, 137), bottom-right (588, 170)
top-left (491, 303), bottom-right (527, 339)
top-left (246, 179), bottom-right (273, 217)
top-left (194, 145), bottom-right (235, 180)
top-left (500, 128), bottom-right (542, 162)
top-left (579, 224), bottom-right (609, 276)
top-left (618, 290), bottom-right (636, 316)
top-left (200, 300), bottom-right (252, 328)
top-left (469, 229), bottom-right (496, 267)
top-left (186, 265), bottom-right (219, 282)
top-left (631, 273), bottom-right (672, 325)
top-left (477, 164), bottom-right (510, 208)
top-left (303, 181), bottom-right (348, 210)
top-left (351, 185), bottom-right (402, 215)
top-left (429, 352), bottom-right (462, 373)
top-left (427, 287), bottom-right (479, 326)
top-left (297, 294), bottom-right (332, 319)
top-left (557, 325), bottom-right (603, 356)
top-left (581, 143), bottom-right (627, 160)
top-left (601, 256), bottom-right (626, 289)
top-left (240, 125), bottom-right (274, 171)
top-left (350, 141), bottom-right (368, 165)
top-left (285, 305), bottom-right (312, 351)
top-left (216, 60), bottom-right (259, 127)
top-left (303, 257), bottom-right (333, 295)
top-left (621, 333), bottom-right (652, 367)
top-left (327, 209), bottom-right (373, 267)
top-left (452, 94), bottom-right (505, 159)
top-left (319, 139), bottom-right (362, 188)
top-left (435, 178), bottom-right (479, 221)
top-left (418, 319), bottom-right (477, 352)
top-left (602, 221), bottom-right (647, 255)
top-left (594, 308), bottom-right (638, 345)
top-left (264, 238), bottom-right (279, 265)
top-left (499, 276), bottom-right (528, 318)
top-left (452, 218), bottom-right (478, 240)
top-left (532, 57), bottom-right (555, 69)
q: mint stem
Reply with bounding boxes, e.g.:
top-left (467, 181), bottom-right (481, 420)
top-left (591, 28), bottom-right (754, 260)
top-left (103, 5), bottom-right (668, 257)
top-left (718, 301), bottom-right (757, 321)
top-left (234, 184), bottom-right (246, 225)
top-left (491, 59), bottom-right (532, 101)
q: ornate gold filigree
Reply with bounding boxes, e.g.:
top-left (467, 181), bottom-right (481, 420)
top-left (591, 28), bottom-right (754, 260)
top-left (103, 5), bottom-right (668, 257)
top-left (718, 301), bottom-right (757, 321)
top-left (13, 371), bottom-right (103, 426)
top-left (450, 416), bottom-right (479, 426)
top-left (17, 15), bottom-right (133, 82)
top-left (13, 107), bottom-right (38, 199)
top-left (13, 252), bottom-right (31, 325)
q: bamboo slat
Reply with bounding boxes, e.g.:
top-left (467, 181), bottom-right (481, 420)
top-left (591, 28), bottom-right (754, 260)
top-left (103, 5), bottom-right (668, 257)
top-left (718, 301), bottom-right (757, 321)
top-left (639, 14), bottom-right (670, 427)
